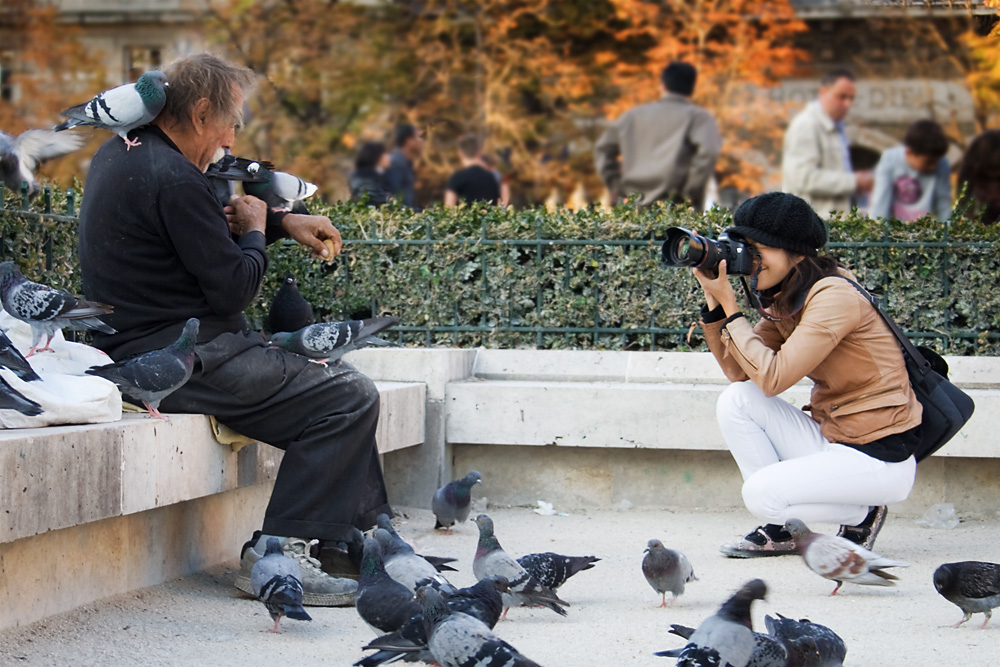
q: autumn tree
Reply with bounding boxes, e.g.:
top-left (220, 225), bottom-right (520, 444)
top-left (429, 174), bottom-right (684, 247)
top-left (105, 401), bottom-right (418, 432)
top-left (0, 0), bottom-right (110, 191)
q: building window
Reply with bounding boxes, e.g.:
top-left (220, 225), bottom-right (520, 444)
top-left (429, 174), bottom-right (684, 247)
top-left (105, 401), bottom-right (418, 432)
top-left (124, 46), bottom-right (162, 83)
top-left (0, 50), bottom-right (14, 102)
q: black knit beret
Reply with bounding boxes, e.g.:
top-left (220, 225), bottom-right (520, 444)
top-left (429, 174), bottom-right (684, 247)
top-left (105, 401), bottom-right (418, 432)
top-left (726, 192), bottom-right (827, 256)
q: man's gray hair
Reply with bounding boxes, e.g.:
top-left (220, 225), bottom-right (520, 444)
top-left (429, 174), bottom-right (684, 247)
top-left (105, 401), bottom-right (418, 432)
top-left (162, 52), bottom-right (256, 129)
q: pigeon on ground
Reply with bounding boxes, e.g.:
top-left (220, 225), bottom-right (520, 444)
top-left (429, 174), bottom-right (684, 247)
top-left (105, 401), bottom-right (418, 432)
top-left (356, 576), bottom-right (510, 667)
top-left (472, 514), bottom-right (568, 617)
top-left (517, 552), bottom-right (600, 592)
top-left (0, 129), bottom-right (86, 197)
top-left (432, 470), bottom-right (482, 532)
top-left (417, 586), bottom-right (543, 667)
top-left (86, 318), bottom-right (198, 418)
top-left (356, 537), bottom-right (421, 634)
top-left (659, 622), bottom-right (788, 667)
top-left (250, 537), bottom-right (312, 633)
top-left (784, 518), bottom-right (909, 595)
top-left (642, 539), bottom-right (697, 606)
top-left (373, 528), bottom-right (457, 595)
top-left (660, 578), bottom-right (767, 667)
top-left (0, 330), bottom-right (40, 382)
top-left (0, 261), bottom-right (115, 356)
top-left (375, 513), bottom-right (458, 572)
top-left (0, 376), bottom-right (42, 416)
top-left (268, 316), bottom-right (398, 365)
top-left (933, 561), bottom-right (1000, 628)
top-left (764, 614), bottom-right (847, 666)
top-left (267, 272), bottom-right (315, 335)
top-left (54, 71), bottom-right (168, 150)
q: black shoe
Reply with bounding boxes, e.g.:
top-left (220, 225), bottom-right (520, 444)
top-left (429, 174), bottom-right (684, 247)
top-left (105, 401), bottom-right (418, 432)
top-left (719, 523), bottom-right (798, 558)
top-left (837, 505), bottom-right (888, 551)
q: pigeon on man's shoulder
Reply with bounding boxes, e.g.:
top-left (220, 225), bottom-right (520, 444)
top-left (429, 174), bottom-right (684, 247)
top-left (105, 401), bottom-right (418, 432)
top-left (55, 71), bottom-right (168, 150)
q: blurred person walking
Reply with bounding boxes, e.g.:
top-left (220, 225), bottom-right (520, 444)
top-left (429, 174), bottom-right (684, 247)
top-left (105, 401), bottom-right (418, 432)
top-left (782, 68), bottom-right (872, 215)
top-left (870, 119), bottom-right (951, 222)
top-left (349, 141), bottom-right (390, 207)
top-left (594, 62), bottom-right (720, 211)
top-left (385, 123), bottom-right (423, 210)
top-left (444, 135), bottom-right (501, 206)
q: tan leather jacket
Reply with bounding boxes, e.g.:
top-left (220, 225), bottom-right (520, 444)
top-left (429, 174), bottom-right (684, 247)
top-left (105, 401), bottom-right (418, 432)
top-left (703, 273), bottom-right (922, 445)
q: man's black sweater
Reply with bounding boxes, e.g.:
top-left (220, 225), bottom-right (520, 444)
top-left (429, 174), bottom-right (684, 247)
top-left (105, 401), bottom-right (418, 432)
top-left (78, 126), bottom-right (284, 360)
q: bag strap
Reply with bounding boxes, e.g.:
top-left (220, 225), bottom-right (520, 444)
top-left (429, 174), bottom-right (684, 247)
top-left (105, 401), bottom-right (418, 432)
top-left (837, 276), bottom-right (934, 378)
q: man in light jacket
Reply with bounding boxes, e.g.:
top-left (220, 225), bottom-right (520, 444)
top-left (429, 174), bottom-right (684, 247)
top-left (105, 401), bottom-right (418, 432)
top-left (595, 62), bottom-right (721, 211)
top-left (782, 68), bottom-right (873, 215)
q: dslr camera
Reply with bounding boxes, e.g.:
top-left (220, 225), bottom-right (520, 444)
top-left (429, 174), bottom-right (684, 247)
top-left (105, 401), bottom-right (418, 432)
top-left (660, 227), bottom-right (758, 276)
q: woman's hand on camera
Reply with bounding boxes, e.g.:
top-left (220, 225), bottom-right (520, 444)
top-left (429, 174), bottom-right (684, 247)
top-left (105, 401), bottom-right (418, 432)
top-left (693, 260), bottom-right (740, 316)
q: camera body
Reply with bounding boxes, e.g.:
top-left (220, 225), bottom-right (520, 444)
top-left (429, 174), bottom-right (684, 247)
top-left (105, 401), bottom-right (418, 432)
top-left (660, 226), bottom-right (758, 276)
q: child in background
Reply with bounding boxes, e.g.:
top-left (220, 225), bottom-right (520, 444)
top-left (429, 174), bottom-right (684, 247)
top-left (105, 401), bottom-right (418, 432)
top-left (870, 119), bottom-right (951, 222)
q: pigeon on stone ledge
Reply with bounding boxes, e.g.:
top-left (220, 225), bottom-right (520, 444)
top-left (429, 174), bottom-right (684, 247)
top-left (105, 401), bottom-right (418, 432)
top-left (0, 261), bottom-right (115, 356)
top-left (267, 272), bottom-right (315, 334)
top-left (86, 318), bottom-right (198, 418)
top-left (268, 316), bottom-right (398, 365)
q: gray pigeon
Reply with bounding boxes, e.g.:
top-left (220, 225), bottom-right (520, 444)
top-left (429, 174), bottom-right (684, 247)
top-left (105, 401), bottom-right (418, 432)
top-left (250, 537), bottom-right (312, 633)
top-left (86, 318), bottom-right (198, 418)
top-left (933, 561), bottom-right (1000, 628)
top-left (372, 528), bottom-right (456, 595)
top-left (0, 330), bottom-right (40, 382)
top-left (243, 165), bottom-right (318, 212)
top-left (666, 578), bottom-right (767, 667)
top-left (472, 514), bottom-right (568, 617)
top-left (432, 470), bottom-right (482, 531)
top-left (659, 622), bottom-right (788, 667)
top-left (418, 586), bottom-right (543, 667)
top-left (268, 316), bottom-right (398, 365)
top-left (516, 552), bottom-right (600, 592)
top-left (764, 614), bottom-right (847, 666)
top-left (356, 537), bottom-right (421, 634)
top-left (642, 539), bottom-right (697, 606)
top-left (267, 272), bottom-right (315, 334)
top-left (356, 576), bottom-right (510, 667)
top-left (0, 129), bottom-right (86, 197)
top-left (375, 513), bottom-right (458, 572)
top-left (54, 70), bottom-right (168, 150)
top-left (0, 261), bottom-right (115, 356)
top-left (784, 518), bottom-right (909, 595)
top-left (0, 376), bottom-right (42, 416)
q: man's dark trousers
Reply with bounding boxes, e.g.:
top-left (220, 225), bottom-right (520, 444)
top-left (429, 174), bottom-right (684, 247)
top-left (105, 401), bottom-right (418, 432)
top-left (159, 331), bottom-right (392, 545)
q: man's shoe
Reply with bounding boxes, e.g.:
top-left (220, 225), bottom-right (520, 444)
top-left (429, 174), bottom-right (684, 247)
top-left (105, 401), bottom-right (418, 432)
top-left (837, 505), bottom-right (888, 551)
top-left (318, 543), bottom-right (361, 581)
top-left (719, 524), bottom-right (799, 558)
top-left (234, 535), bottom-right (358, 606)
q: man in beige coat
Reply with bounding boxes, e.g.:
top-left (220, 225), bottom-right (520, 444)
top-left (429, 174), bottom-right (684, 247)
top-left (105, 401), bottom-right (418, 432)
top-left (782, 69), bottom-right (873, 215)
top-left (595, 62), bottom-right (721, 211)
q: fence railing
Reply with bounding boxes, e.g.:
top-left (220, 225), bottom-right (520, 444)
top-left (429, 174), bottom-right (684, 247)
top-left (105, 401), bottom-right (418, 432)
top-left (3, 185), bottom-right (999, 355)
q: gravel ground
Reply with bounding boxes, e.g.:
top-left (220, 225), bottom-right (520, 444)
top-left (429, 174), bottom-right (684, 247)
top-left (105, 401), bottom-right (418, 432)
top-left (1, 505), bottom-right (997, 666)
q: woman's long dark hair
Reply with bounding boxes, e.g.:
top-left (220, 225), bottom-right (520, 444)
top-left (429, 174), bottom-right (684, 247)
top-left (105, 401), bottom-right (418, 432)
top-left (763, 254), bottom-right (843, 316)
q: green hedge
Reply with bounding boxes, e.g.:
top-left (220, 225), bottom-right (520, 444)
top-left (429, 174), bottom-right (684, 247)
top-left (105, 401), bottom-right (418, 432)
top-left (3, 188), bottom-right (1000, 355)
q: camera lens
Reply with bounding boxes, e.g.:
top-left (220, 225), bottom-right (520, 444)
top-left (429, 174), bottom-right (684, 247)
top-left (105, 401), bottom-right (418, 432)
top-left (662, 227), bottom-right (708, 267)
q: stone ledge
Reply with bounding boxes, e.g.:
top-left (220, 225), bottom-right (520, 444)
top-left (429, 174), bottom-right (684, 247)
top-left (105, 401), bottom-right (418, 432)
top-left (1, 380), bottom-right (426, 545)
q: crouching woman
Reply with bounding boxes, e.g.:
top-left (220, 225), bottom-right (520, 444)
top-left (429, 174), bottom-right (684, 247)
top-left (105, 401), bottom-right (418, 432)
top-left (695, 192), bottom-right (921, 557)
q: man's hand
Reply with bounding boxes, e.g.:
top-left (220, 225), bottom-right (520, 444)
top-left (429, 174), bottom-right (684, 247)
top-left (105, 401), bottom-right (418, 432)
top-left (282, 213), bottom-right (343, 261)
top-left (224, 195), bottom-right (267, 237)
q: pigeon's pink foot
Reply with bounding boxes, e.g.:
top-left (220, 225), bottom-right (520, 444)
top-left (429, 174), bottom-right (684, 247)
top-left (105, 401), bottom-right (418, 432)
top-left (980, 617), bottom-right (990, 629)
top-left (123, 136), bottom-right (142, 150)
top-left (144, 403), bottom-right (169, 420)
top-left (659, 594), bottom-right (667, 608)
top-left (308, 358), bottom-right (330, 367)
top-left (830, 582), bottom-right (843, 596)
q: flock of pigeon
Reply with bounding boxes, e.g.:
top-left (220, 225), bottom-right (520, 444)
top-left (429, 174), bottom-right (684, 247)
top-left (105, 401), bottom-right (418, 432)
top-left (0, 71), bottom-right (399, 417)
top-left (244, 469), bottom-right (1000, 667)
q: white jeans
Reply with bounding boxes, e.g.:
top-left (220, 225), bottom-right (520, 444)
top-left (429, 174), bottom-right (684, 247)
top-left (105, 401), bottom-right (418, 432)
top-left (716, 381), bottom-right (916, 527)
